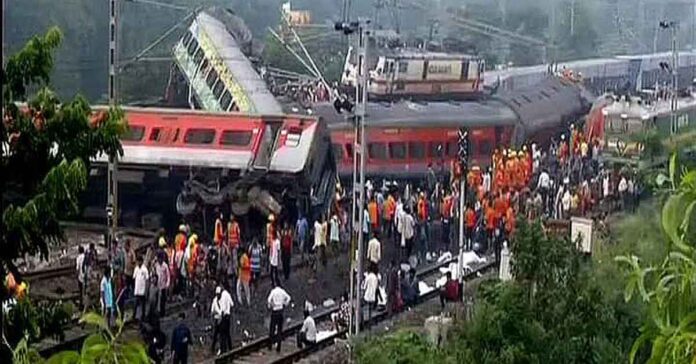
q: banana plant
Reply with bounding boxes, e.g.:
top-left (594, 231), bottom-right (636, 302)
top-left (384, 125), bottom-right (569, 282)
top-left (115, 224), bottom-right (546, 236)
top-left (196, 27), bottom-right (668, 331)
top-left (617, 154), bottom-right (696, 364)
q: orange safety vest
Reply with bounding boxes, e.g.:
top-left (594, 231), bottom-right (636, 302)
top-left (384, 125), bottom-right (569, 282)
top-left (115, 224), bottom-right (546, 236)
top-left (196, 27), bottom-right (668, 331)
top-left (417, 198), bottom-right (429, 221)
top-left (228, 221), bottom-right (240, 249)
top-left (175, 232), bottom-right (187, 252)
top-left (368, 201), bottom-right (379, 227)
top-left (505, 208), bottom-right (516, 234)
top-left (465, 208), bottom-right (476, 228)
top-left (485, 207), bottom-right (497, 231)
top-left (441, 196), bottom-right (453, 219)
top-left (214, 218), bottom-right (224, 246)
top-left (385, 196), bottom-right (396, 221)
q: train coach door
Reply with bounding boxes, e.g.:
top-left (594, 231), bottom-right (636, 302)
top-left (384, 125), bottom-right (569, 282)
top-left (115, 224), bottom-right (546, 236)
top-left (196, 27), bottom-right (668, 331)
top-left (252, 118), bottom-right (283, 170)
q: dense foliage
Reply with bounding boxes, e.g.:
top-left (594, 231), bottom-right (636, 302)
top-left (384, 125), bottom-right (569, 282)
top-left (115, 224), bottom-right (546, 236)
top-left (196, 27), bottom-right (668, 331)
top-left (1, 27), bottom-right (125, 360)
top-left (5, 297), bottom-right (74, 345)
top-left (616, 155), bottom-right (696, 363)
top-left (355, 219), bottom-right (644, 363)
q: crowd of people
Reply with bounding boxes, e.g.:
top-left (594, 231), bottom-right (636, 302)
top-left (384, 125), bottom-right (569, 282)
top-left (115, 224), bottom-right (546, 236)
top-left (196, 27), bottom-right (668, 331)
top-left (71, 120), bottom-right (644, 362)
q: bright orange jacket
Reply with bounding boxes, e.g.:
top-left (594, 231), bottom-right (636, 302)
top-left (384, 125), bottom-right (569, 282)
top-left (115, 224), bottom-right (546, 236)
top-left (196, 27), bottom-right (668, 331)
top-left (485, 207), bottom-right (497, 231)
top-left (227, 221), bottom-right (240, 249)
top-left (465, 208), bottom-right (476, 228)
top-left (214, 218), bottom-right (224, 246)
top-left (385, 195), bottom-right (396, 221)
top-left (417, 197), bottom-right (429, 221)
top-left (368, 201), bottom-right (379, 227)
top-left (175, 232), bottom-right (187, 252)
top-left (505, 207), bottom-right (516, 234)
top-left (441, 195), bottom-right (453, 219)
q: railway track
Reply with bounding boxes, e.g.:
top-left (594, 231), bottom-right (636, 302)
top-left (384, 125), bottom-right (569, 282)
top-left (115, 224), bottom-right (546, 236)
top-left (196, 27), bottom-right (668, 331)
top-left (214, 256), bottom-right (495, 364)
top-left (37, 297), bottom-right (194, 358)
top-left (24, 225), bottom-right (156, 282)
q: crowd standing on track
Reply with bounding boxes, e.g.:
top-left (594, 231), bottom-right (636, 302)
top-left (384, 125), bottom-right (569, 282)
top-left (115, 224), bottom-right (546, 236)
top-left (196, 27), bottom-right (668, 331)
top-left (66, 120), bottom-right (646, 362)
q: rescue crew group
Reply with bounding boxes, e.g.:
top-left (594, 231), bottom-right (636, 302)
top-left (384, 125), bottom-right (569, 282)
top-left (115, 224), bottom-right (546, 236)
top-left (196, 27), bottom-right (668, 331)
top-left (74, 123), bottom-right (641, 363)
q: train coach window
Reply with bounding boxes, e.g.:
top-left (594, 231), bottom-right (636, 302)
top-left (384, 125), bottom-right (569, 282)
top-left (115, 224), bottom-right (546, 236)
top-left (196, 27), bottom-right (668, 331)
top-left (345, 143), bottom-right (353, 159)
top-left (446, 141), bottom-right (458, 157)
top-left (389, 142), bottom-right (406, 159)
top-left (220, 91), bottom-right (233, 111)
top-left (368, 143), bottom-right (387, 160)
top-left (428, 142), bottom-right (443, 158)
top-left (398, 61), bottom-right (408, 73)
top-left (479, 140), bottom-right (493, 156)
top-left (206, 69), bottom-right (218, 89)
top-left (213, 80), bottom-right (225, 99)
top-left (409, 142), bottom-right (425, 159)
top-left (193, 48), bottom-right (204, 65)
top-left (149, 127), bottom-right (162, 142)
top-left (332, 144), bottom-right (344, 161)
top-left (182, 31), bottom-right (193, 48)
top-left (187, 38), bottom-right (198, 56)
top-left (220, 130), bottom-right (252, 146)
top-left (122, 125), bottom-right (145, 141)
top-left (184, 128), bottom-right (215, 144)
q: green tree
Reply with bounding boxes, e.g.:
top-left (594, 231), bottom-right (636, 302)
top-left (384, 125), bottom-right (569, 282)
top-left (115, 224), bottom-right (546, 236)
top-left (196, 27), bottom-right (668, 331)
top-left (45, 312), bottom-right (149, 364)
top-left (617, 154), bottom-right (696, 363)
top-left (1, 28), bottom-right (125, 359)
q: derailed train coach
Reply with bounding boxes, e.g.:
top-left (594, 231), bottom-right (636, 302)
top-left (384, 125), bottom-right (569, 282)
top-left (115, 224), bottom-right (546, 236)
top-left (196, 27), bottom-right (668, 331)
top-left (88, 107), bottom-right (335, 227)
top-left (315, 76), bottom-right (592, 179)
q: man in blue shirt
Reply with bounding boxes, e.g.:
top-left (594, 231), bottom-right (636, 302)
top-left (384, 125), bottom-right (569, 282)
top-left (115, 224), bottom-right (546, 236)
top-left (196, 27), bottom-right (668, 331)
top-left (296, 215), bottom-right (308, 263)
top-left (100, 267), bottom-right (113, 327)
top-left (171, 312), bottom-right (192, 364)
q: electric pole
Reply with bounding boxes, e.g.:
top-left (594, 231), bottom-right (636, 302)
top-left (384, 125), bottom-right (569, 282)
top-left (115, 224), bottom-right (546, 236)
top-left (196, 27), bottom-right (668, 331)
top-left (336, 19), bottom-right (370, 336)
top-left (107, 0), bottom-right (120, 256)
top-left (457, 127), bottom-right (469, 282)
top-left (660, 20), bottom-right (679, 135)
top-left (670, 23), bottom-right (679, 135)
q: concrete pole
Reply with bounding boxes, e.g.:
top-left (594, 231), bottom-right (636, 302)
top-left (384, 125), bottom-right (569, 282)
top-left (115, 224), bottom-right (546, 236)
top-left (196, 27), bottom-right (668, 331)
top-left (351, 20), bottom-right (370, 336)
top-left (107, 0), bottom-right (120, 257)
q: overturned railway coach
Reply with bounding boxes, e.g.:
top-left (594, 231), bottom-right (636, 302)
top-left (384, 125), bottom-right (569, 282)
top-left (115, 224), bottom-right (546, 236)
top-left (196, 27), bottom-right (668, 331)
top-left (315, 76), bottom-right (592, 179)
top-left (89, 107), bottom-right (335, 226)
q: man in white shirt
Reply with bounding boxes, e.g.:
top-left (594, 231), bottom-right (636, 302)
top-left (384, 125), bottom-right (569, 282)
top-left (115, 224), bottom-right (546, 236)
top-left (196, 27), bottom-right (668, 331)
top-left (133, 256), bottom-right (149, 321)
top-left (398, 208), bottom-right (415, 259)
top-left (618, 176), bottom-right (628, 210)
top-left (537, 169), bottom-right (551, 210)
top-left (269, 235), bottom-right (280, 286)
top-left (210, 286), bottom-right (234, 354)
top-left (267, 282), bottom-right (291, 352)
top-left (366, 232), bottom-right (381, 273)
top-left (297, 309), bottom-right (317, 348)
top-left (76, 246), bottom-right (86, 310)
top-left (362, 268), bottom-right (380, 327)
top-left (155, 255), bottom-right (170, 317)
top-left (482, 168), bottom-right (491, 194)
top-left (562, 189), bottom-right (572, 219)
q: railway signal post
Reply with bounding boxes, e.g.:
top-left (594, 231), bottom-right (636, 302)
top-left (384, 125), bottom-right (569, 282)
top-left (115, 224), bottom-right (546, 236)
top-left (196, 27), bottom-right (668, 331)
top-left (457, 127), bottom-right (469, 283)
top-left (335, 18), bottom-right (370, 336)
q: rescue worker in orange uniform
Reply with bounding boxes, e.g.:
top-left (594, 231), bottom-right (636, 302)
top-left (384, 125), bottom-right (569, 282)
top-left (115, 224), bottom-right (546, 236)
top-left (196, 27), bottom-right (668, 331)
top-left (559, 134), bottom-right (569, 165)
top-left (493, 164), bottom-right (506, 195)
top-left (492, 148), bottom-right (504, 171)
top-left (521, 146), bottom-right (532, 185)
top-left (384, 193), bottom-right (396, 238)
top-left (368, 197), bottom-right (380, 234)
top-left (505, 150), bottom-right (517, 191)
top-left (514, 151), bottom-right (526, 191)
top-left (493, 191), bottom-right (507, 221)
top-left (227, 215), bottom-right (241, 251)
top-left (484, 201), bottom-right (498, 244)
top-left (175, 224), bottom-right (187, 252)
top-left (504, 206), bottom-right (516, 236)
top-left (213, 210), bottom-right (224, 248)
top-left (464, 204), bottom-right (476, 242)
